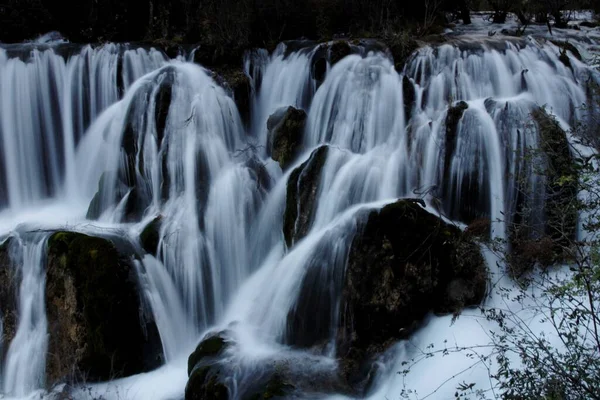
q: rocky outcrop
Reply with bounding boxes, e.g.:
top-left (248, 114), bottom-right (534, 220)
top-left (283, 146), bottom-right (328, 247)
top-left (337, 199), bottom-right (487, 389)
top-left (45, 231), bottom-right (162, 384)
top-left (267, 106), bottom-right (307, 170)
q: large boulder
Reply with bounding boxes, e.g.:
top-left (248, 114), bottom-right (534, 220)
top-left (337, 199), bottom-right (487, 388)
top-left (267, 106), bottom-right (307, 170)
top-left (283, 146), bottom-right (328, 247)
top-left (45, 231), bottom-right (162, 384)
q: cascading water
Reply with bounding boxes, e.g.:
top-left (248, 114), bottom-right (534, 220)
top-left (0, 17), bottom-right (598, 400)
top-left (1, 234), bottom-right (49, 397)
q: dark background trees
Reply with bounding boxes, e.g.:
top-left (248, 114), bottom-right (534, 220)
top-left (0, 0), bottom-right (597, 49)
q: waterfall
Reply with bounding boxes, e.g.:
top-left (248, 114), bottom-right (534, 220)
top-left (0, 22), bottom-right (598, 400)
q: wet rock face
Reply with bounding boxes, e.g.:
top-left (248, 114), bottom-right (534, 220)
top-left (267, 106), bottom-right (307, 171)
top-left (283, 146), bottom-right (329, 247)
top-left (45, 232), bottom-right (162, 384)
top-left (337, 199), bottom-right (487, 388)
top-left (0, 239), bottom-right (17, 356)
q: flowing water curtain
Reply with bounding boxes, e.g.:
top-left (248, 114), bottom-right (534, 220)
top-left (1, 234), bottom-right (49, 396)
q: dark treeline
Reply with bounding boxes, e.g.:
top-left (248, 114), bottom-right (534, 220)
top-left (0, 0), bottom-right (598, 49)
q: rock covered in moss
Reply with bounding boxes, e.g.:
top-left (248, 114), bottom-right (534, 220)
top-left (337, 199), bottom-right (486, 388)
top-left (45, 231), bottom-right (162, 384)
top-left (267, 106), bottom-right (307, 170)
top-left (283, 146), bottom-right (329, 247)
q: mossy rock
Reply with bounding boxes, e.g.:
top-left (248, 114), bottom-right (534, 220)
top-left (267, 106), bottom-right (307, 171)
top-left (283, 146), bottom-right (329, 247)
top-left (140, 216), bottom-right (162, 255)
top-left (45, 231), bottom-right (162, 384)
top-left (337, 199), bottom-right (486, 388)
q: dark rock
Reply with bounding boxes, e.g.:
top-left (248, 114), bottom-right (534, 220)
top-left (313, 56), bottom-right (328, 84)
top-left (267, 106), bottom-right (307, 170)
top-left (580, 21), bottom-right (600, 28)
top-left (402, 76), bottom-right (416, 122)
top-left (140, 216), bottom-right (163, 255)
top-left (211, 68), bottom-right (252, 125)
top-left (0, 238), bottom-right (17, 357)
top-left (329, 41), bottom-right (352, 65)
top-left (45, 231), bottom-right (162, 384)
top-left (186, 364), bottom-right (229, 400)
top-left (186, 331), bottom-right (232, 400)
top-left (283, 146), bottom-right (329, 247)
top-left (445, 101), bottom-right (469, 174)
top-left (186, 330), bottom-right (351, 399)
top-left (337, 199), bottom-right (487, 389)
top-left (187, 332), bottom-right (231, 376)
top-left (154, 80), bottom-right (172, 146)
top-left (389, 36), bottom-right (419, 72)
top-left (247, 373), bottom-right (296, 400)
